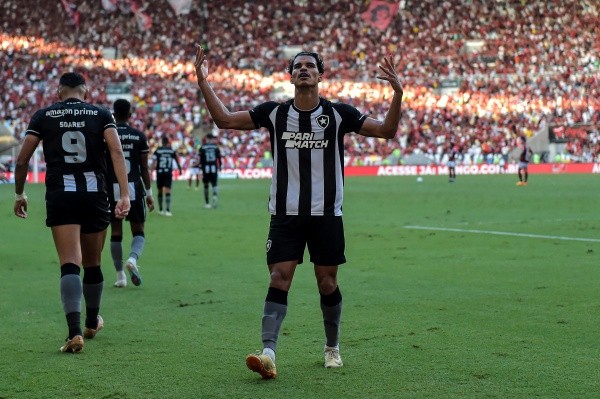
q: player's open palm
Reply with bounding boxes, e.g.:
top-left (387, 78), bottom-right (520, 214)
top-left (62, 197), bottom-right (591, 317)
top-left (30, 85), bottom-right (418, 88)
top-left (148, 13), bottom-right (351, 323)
top-left (194, 44), bottom-right (208, 83)
top-left (377, 55), bottom-right (403, 95)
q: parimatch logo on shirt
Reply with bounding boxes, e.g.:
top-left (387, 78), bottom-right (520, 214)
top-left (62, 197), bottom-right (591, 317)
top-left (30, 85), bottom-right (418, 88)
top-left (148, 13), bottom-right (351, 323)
top-left (282, 132), bottom-right (329, 149)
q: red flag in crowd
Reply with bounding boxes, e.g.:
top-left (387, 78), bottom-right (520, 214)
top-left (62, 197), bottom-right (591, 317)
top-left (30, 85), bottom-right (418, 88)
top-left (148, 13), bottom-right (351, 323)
top-left (126, 0), bottom-right (152, 31)
top-left (361, 1), bottom-right (399, 31)
top-left (134, 10), bottom-right (152, 31)
top-left (60, 0), bottom-right (80, 26)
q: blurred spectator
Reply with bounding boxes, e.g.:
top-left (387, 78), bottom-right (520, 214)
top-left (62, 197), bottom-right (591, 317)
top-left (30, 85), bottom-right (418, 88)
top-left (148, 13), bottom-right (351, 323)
top-left (1, 0), bottom-right (599, 164)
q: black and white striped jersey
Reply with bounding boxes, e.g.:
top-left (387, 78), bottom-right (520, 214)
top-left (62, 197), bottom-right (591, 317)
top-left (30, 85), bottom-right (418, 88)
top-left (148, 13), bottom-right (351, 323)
top-left (26, 98), bottom-right (116, 194)
top-left (249, 98), bottom-right (367, 216)
top-left (106, 122), bottom-right (150, 201)
top-left (199, 142), bottom-right (221, 174)
top-left (152, 146), bottom-right (178, 175)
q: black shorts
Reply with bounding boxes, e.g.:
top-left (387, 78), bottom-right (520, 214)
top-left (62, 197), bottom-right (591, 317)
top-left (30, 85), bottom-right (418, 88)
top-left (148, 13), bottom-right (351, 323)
top-left (202, 172), bottom-right (218, 186)
top-left (110, 196), bottom-right (146, 223)
top-left (156, 173), bottom-right (173, 189)
top-left (46, 191), bottom-right (111, 233)
top-left (266, 215), bottom-right (346, 266)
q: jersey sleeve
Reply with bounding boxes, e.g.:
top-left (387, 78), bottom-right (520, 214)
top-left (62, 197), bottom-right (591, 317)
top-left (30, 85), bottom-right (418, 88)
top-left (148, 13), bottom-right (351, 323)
top-left (334, 103), bottom-right (367, 134)
top-left (26, 109), bottom-right (46, 139)
top-left (249, 101), bottom-right (279, 129)
top-left (139, 131), bottom-right (150, 153)
top-left (100, 108), bottom-right (117, 130)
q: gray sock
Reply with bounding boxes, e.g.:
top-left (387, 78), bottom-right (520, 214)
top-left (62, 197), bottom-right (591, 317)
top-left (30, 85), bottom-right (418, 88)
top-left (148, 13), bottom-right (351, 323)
top-left (321, 301), bottom-right (342, 347)
top-left (130, 235), bottom-right (145, 261)
top-left (60, 274), bottom-right (82, 314)
top-left (166, 193), bottom-right (171, 211)
top-left (261, 301), bottom-right (288, 352)
top-left (110, 240), bottom-right (123, 272)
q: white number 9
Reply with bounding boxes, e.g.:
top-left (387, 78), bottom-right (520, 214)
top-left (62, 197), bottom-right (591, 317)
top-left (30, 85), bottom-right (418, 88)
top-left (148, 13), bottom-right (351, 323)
top-left (62, 131), bottom-right (87, 163)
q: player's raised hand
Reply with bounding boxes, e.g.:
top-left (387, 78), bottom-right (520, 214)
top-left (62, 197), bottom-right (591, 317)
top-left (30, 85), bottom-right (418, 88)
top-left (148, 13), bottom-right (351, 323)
top-left (194, 44), bottom-right (208, 84)
top-left (376, 55), bottom-right (403, 95)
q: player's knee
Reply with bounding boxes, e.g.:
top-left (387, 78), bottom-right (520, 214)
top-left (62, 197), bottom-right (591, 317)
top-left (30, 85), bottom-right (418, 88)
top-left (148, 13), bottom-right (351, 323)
top-left (269, 269), bottom-right (293, 289)
top-left (317, 276), bottom-right (338, 294)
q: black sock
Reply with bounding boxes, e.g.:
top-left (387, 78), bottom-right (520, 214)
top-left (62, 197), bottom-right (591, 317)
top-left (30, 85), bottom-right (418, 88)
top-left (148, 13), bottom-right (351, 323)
top-left (83, 266), bottom-right (104, 329)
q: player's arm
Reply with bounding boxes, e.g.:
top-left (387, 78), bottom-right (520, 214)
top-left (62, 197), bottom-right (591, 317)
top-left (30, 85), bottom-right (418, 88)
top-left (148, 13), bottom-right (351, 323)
top-left (150, 152), bottom-right (157, 172)
top-left (358, 55), bottom-right (403, 139)
top-left (194, 44), bottom-right (255, 130)
top-left (13, 134), bottom-right (41, 218)
top-left (174, 152), bottom-right (183, 174)
top-left (104, 127), bottom-right (130, 219)
top-left (140, 152), bottom-right (154, 211)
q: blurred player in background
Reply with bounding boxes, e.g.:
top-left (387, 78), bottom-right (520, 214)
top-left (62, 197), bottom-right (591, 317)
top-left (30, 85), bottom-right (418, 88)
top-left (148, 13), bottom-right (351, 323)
top-left (195, 46), bottom-right (403, 378)
top-left (447, 143), bottom-right (459, 183)
top-left (199, 134), bottom-right (222, 208)
top-left (187, 146), bottom-right (201, 191)
top-left (13, 72), bottom-right (130, 353)
top-left (516, 136), bottom-right (533, 186)
top-left (152, 135), bottom-right (182, 216)
top-left (107, 99), bottom-right (154, 288)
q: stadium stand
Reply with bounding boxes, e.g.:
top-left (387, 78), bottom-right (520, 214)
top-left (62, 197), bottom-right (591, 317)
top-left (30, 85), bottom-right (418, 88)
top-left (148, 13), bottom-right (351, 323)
top-left (1, 0), bottom-right (598, 168)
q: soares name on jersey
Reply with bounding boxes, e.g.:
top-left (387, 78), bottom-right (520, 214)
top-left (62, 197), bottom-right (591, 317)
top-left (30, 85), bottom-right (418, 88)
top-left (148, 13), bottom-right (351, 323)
top-left (60, 121), bottom-right (86, 128)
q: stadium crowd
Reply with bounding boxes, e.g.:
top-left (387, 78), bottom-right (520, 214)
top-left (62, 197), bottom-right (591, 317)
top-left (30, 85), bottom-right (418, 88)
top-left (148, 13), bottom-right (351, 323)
top-left (1, 0), bottom-right (599, 168)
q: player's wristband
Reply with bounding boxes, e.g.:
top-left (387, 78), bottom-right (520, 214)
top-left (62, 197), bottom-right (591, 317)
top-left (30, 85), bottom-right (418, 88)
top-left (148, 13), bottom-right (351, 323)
top-left (146, 188), bottom-right (153, 197)
top-left (15, 192), bottom-right (27, 201)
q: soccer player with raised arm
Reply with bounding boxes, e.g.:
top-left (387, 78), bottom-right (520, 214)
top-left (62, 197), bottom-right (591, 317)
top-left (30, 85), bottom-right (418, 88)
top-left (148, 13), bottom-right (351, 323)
top-left (195, 46), bottom-right (403, 378)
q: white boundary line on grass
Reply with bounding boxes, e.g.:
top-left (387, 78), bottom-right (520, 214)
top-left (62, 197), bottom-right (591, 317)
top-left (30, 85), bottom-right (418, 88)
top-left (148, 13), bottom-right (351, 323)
top-left (404, 225), bottom-right (600, 243)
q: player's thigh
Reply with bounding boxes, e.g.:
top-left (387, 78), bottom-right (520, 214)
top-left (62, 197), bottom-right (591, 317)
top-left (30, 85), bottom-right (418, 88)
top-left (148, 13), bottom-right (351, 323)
top-left (81, 229), bottom-right (108, 267)
top-left (51, 224), bottom-right (82, 266)
top-left (266, 215), bottom-right (308, 265)
top-left (306, 216), bottom-right (346, 266)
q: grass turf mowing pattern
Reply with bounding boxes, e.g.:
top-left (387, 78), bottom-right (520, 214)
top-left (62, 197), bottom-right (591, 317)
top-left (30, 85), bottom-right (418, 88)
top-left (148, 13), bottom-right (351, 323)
top-left (0, 174), bottom-right (599, 398)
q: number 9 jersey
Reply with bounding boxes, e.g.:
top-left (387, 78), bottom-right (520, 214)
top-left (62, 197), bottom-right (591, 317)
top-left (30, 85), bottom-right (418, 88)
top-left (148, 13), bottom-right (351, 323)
top-left (26, 98), bottom-right (117, 194)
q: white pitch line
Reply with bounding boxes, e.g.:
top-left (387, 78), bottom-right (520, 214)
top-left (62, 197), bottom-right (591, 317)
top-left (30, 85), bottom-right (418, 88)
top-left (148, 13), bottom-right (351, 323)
top-left (404, 225), bottom-right (600, 243)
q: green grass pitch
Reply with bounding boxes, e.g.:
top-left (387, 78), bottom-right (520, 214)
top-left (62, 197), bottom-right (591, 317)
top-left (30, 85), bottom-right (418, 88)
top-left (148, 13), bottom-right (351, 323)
top-left (1, 173), bottom-right (599, 398)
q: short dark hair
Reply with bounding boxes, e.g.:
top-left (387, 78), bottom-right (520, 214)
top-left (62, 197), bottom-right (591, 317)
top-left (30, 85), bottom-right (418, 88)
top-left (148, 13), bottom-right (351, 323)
top-left (161, 135), bottom-right (170, 145)
top-left (287, 51), bottom-right (325, 75)
top-left (59, 72), bottom-right (86, 88)
top-left (113, 99), bottom-right (131, 119)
